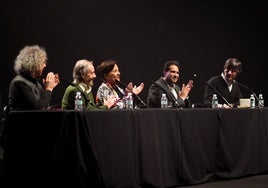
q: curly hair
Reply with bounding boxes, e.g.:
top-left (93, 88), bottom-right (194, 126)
top-left (14, 45), bottom-right (47, 76)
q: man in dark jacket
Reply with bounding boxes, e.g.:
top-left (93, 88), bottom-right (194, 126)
top-left (147, 60), bottom-right (193, 108)
top-left (203, 58), bottom-right (243, 108)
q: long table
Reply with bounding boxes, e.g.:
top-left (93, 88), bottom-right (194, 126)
top-left (3, 108), bottom-right (268, 187)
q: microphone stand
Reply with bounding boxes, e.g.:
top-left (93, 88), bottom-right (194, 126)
top-left (235, 81), bottom-right (260, 103)
top-left (204, 82), bottom-right (232, 107)
top-left (60, 77), bottom-right (75, 86)
top-left (115, 80), bottom-right (147, 108)
top-left (152, 81), bottom-right (180, 108)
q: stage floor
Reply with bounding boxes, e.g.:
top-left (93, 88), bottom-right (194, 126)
top-left (179, 173), bottom-right (268, 188)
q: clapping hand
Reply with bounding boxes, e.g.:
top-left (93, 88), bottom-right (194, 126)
top-left (180, 80), bottom-right (193, 100)
top-left (104, 95), bottom-right (118, 109)
top-left (43, 72), bottom-right (60, 91)
top-left (126, 82), bottom-right (145, 95)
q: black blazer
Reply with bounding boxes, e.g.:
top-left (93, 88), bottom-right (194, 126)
top-left (147, 77), bottom-right (191, 108)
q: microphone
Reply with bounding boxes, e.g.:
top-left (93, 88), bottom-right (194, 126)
top-left (60, 78), bottom-right (96, 106)
top-left (60, 77), bottom-right (75, 86)
top-left (235, 81), bottom-right (259, 103)
top-left (192, 73), bottom-right (198, 80)
top-left (204, 82), bottom-right (232, 107)
top-left (114, 79), bottom-right (127, 88)
top-left (114, 79), bottom-right (147, 108)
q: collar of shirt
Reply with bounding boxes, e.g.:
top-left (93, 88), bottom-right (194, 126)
top-left (167, 84), bottom-right (178, 99)
top-left (221, 73), bottom-right (233, 92)
top-left (78, 83), bottom-right (92, 94)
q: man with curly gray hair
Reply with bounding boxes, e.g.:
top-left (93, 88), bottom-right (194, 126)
top-left (8, 45), bottom-right (60, 110)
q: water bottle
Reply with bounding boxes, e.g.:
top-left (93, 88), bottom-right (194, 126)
top-left (75, 91), bottom-right (83, 110)
top-left (212, 94), bottom-right (218, 108)
top-left (250, 94), bottom-right (255, 109)
top-left (126, 93), bottom-right (133, 109)
top-left (258, 94), bottom-right (264, 108)
top-left (161, 93), bottom-right (168, 108)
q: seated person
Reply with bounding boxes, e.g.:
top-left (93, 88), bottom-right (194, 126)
top-left (147, 60), bottom-right (193, 108)
top-left (203, 58), bottom-right (243, 108)
top-left (8, 45), bottom-right (60, 111)
top-left (62, 59), bottom-right (117, 110)
top-left (96, 59), bottom-right (144, 109)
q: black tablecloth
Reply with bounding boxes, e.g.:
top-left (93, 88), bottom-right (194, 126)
top-left (3, 108), bottom-right (268, 187)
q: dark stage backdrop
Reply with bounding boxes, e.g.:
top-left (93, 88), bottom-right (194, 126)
top-left (0, 1), bottom-right (267, 107)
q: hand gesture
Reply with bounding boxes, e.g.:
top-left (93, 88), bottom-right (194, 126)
top-left (179, 80), bottom-right (193, 100)
top-left (104, 95), bottom-right (118, 109)
top-left (125, 82), bottom-right (144, 95)
top-left (43, 72), bottom-right (60, 91)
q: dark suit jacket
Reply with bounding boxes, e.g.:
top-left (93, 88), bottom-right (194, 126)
top-left (147, 77), bottom-right (191, 108)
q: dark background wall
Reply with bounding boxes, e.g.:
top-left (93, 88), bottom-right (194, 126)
top-left (1, 1), bottom-right (267, 107)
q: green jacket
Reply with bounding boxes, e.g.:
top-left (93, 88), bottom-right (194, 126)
top-left (61, 84), bottom-right (108, 110)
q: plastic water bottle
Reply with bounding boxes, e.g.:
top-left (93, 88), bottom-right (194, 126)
top-left (250, 94), bottom-right (255, 109)
top-left (126, 93), bottom-right (133, 109)
top-left (212, 94), bottom-right (218, 108)
top-left (75, 91), bottom-right (83, 110)
top-left (258, 94), bottom-right (264, 108)
top-left (161, 93), bottom-right (168, 108)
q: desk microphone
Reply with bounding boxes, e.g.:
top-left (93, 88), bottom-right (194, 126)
top-left (60, 77), bottom-right (75, 86)
top-left (192, 73), bottom-right (198, 81)
top-left (235, 81), bottom-right (259, 103)
top-left (204, 82), bottom-right (232, 107)
top-left (115, 79), bottom-right (147, 108)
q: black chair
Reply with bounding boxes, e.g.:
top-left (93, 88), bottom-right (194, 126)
top-left (0, 105), bottom-right (10, 148)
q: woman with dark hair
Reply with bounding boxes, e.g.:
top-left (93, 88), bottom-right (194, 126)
top-left (96, 59), bottom-right (144, 109)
